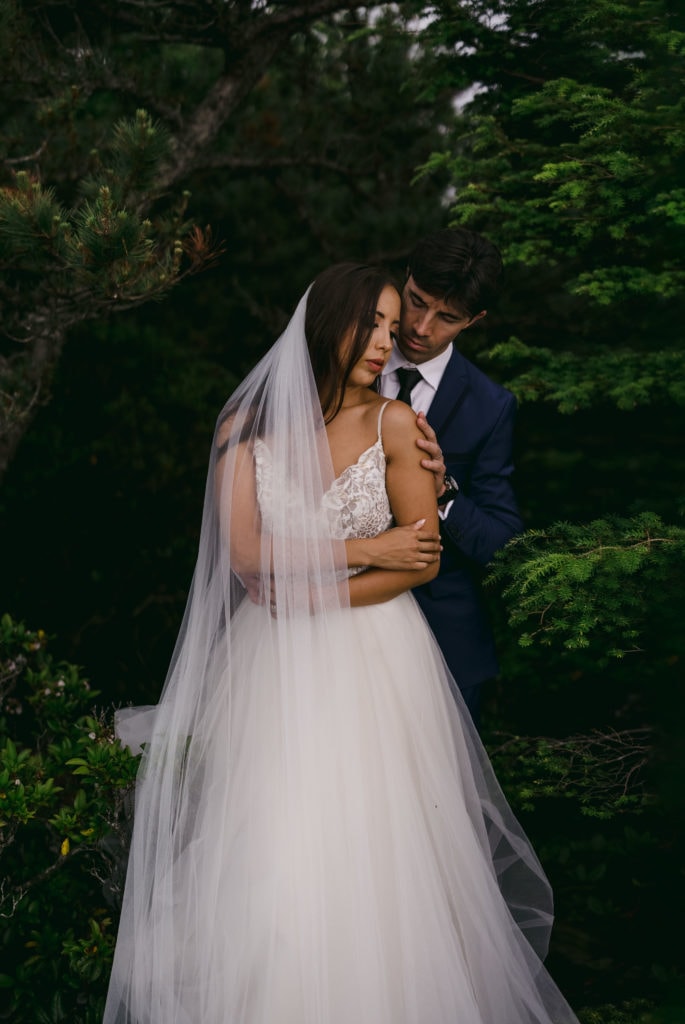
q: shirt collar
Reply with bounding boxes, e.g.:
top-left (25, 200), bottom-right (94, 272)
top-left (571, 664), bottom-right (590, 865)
top-left (383, 342), bottom-right (454, 391)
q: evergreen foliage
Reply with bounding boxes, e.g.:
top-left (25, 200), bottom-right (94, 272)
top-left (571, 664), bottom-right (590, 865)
top-left (576, 1002), bottom-right (655, 1024)
top-left (416, 0), bottom-right (685, 401)
top-left (485, 341), bottom-right (685, 412)
top-left (1, 0), bottom-right (451, 483)
top-left (488, 513), bottom-right (685, 656)
top-left (488, 727), bottom-right (652, 817)
top-left (420, 0), bottom-right (684, 275)
top-left (0, 106), bottom-right (214, 481)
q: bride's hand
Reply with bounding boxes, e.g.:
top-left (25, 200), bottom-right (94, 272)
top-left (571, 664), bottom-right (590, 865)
top-left (364, 520), bottom-right (442, 571)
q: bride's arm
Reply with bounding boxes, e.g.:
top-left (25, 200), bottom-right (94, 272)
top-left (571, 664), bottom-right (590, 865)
top-left (214, 428), bottom-right (267, 580)
top-left (347, 402), bottom-right (440, 607)
top-left (345, 522), bottom-right (441, 572)
top-left (217, 417), bottom-right (440, 604)
top-left (219, 429), bottom-right (439, 576)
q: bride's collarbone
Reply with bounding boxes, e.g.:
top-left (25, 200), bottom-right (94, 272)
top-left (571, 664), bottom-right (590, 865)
top-left (326, 400), bottom-right (385, 478)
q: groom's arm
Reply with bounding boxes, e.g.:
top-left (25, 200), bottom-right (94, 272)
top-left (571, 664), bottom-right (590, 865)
top-left (439, 392), bottom-right (523, 567)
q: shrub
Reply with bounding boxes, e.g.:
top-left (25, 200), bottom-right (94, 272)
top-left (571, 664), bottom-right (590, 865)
top-left (0, 614), bottom-right (137, 1022)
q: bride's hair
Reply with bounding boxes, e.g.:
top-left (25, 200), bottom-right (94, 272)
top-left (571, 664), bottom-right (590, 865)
top-left (305, 262), bottom-right (397, 422)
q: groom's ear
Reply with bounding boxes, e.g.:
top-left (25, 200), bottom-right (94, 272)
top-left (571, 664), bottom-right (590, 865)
top-left (466, 310), bottom-right (487, 327)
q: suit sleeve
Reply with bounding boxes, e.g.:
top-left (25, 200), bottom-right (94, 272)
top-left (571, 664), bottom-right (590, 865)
top-left (440, 392), bottom-right (523, 566)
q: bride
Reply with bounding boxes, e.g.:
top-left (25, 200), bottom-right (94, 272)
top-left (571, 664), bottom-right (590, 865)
top-left (104, 263), bottom-right (579, 1023)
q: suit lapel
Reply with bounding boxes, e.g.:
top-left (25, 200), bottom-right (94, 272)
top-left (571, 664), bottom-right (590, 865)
top-left (426, 348), bottom-right (469, 435)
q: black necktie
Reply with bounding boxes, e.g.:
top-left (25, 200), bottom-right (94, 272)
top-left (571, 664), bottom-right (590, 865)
top-left (396, 367), bottom-right (423, 406)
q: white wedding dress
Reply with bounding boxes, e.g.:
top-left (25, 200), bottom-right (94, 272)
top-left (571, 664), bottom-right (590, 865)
top-left (107, 403), bottom-right (578, 1024)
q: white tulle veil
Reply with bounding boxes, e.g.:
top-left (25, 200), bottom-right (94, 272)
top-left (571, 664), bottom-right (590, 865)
top-left (103, 278), bottom-right (565, 1024)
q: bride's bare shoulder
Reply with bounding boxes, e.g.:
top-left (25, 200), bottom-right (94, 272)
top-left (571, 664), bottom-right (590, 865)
top-left (379, 398), bottom-right (420, 435)
top-left (375, 400), bottom-right (422, 463)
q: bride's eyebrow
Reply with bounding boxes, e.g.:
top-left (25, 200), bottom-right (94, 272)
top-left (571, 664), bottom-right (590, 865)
top-left (373, 311), bottom-right (400, 331)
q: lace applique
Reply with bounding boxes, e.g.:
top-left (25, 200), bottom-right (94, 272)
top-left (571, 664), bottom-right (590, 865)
top-left (320, 441), bottom-right (393, 541)
top-left (253, 407), bottom-right (393, 578)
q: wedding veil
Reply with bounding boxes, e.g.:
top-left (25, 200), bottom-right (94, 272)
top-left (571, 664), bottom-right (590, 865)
top-left (104, 280), bottom-right (557, 1023)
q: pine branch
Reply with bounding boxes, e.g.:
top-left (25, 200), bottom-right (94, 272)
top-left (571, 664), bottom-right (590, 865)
top-left (487, 340), bottom-right (685, 411)
top-left (487, 727), bottom-right (654, 817)
top-left (487, 514), bottom-right (685, 659)
top-left (0, 121), bottom-right (217, 483)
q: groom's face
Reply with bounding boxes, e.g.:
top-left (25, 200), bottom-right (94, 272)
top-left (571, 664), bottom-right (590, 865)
top-left (398, 276), bottom-right (485, 365)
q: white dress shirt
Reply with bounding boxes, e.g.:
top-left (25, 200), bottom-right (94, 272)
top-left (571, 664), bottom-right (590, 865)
top-left (380, 343), bottom-right (454, 414)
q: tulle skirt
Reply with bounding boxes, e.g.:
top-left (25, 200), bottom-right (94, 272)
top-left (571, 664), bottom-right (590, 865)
top-left (105, 592), bottom-right (578, 1023)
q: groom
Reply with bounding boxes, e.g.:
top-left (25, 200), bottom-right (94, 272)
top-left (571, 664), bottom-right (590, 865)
top-left (383, 228), bottom-right (523, 725)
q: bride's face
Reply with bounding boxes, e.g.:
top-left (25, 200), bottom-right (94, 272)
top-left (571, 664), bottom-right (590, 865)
top-left (346, 286), bottom-right (400, 388)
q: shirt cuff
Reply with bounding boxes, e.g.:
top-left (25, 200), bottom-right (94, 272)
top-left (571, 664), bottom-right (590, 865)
top-left (438, 500), bottom-right (455, 520)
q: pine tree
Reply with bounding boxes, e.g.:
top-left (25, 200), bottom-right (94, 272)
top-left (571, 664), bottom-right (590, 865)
top-left (413, 0), bottom-right (685, 665)
top-left (2, 0), bottom-right (442, 483)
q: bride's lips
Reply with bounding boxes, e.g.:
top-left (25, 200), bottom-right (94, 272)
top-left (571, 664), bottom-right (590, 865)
top-left (366, 359), bottom-right (384, 373)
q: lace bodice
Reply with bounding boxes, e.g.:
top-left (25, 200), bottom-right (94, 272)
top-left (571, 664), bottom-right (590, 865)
top-left (253, 404), bottom-right (393, 576)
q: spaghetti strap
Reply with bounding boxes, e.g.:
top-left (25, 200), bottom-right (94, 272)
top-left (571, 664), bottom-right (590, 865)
top-left (376, 400), bottom-right (391, 443)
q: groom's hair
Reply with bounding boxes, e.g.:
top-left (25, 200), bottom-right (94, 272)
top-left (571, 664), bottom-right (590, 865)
top-left (407, 228), bottom-right (503, 318)
top-left (306, 262), bottom-right (397, 423)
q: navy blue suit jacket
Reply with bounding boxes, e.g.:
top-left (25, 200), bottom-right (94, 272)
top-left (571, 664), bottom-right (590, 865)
top-left (412, 348), bottom-right (523, 693)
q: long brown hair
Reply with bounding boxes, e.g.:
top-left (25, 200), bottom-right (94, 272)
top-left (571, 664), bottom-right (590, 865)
top-left (305, 262), bottom-right (397, 422)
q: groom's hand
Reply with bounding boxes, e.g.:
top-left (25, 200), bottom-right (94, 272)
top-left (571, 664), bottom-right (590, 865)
top-left (415, 411), bottom-right (446, 498)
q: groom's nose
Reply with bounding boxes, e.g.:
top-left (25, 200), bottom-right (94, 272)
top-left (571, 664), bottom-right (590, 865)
top-left (414, 310), bottom-right (433, 337)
